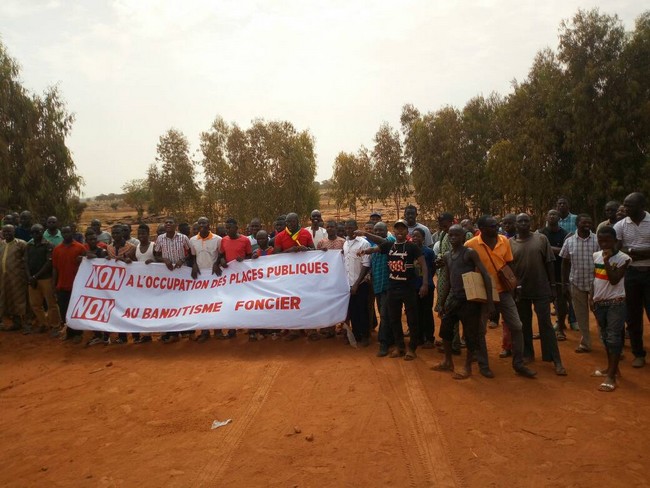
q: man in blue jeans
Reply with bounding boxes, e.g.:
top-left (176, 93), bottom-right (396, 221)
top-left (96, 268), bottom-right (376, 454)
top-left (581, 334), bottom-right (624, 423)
top-left (614, 192), bottom-right (650, 368)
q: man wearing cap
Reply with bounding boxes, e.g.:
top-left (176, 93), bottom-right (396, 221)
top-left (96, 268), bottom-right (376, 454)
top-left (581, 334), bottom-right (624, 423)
top-left (369, 212), bottom-right (382, 225)
top-left (360, 219), bottom-right (428, 360)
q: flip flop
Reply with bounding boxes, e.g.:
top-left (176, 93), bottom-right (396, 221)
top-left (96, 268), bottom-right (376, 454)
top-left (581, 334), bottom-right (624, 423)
top-left (431, 363), bottom-right (454, 372)
top-left (598, 381), bottom-right (616, 392)
top-left (591, 369), bottom-right (622, 378)
top-left (452, 371), bottom-right (471, 380)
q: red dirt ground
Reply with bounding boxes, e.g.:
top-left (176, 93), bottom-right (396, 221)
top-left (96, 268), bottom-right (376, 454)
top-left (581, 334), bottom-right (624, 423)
top-left (1, 314), bottom-right (649, 488)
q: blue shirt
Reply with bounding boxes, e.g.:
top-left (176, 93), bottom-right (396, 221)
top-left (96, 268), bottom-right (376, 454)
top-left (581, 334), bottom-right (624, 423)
top-left (558, 213), bottom-right (577, 234)
top-left (371, 235), bottom-right (395, 294)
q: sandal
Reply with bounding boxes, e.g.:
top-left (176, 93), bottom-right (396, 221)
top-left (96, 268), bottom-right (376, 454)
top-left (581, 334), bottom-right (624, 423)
top-left (431, 363), bottom-right (454, 372)
top-left (452, 370), bottom-right (471, 380)
top-left (598, 381), bottom-right (616, 392)
top-left (575, 346), bottom-right (591, 353)
top-left (591, 369), bottom-right (621, 378)
top-left (404, 350), bottom-right (417, 361)
top-left (556, 332), bottom-right (566, 341)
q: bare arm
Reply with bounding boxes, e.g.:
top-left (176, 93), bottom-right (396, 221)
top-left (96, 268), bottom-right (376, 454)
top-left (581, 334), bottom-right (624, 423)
top-left (468, 248), bottom-right (494, 312)
top-left (354, 230), bottom-right (387, 246)
top-left (416, 255), bottom-right (428, 298)
top-left (603, 251), bottom-right (629, 285)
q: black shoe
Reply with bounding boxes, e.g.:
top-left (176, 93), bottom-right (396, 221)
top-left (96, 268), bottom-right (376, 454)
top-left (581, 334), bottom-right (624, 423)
top-left (515, 366), bottom-right (537, 378)
top-left (480, 368), bottom-right (495, 378)
top-left (377, 344), bottom-right (389, 357)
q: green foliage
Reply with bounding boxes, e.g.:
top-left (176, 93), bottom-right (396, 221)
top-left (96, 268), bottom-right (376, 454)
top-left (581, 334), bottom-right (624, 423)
top-left (399, 8), bottom-right (650, 220)
top-left (147, 128), bottom-right (199, 221)
top-left (372, 123), bottom-right (409, 219)
top-left (200, 117), bottom-right (318, 226)
top-left (330, 151), bottom-right (368, 218)
top-left (0, 41), bottom-right (82, 222)
top-left (122, 179), bottom-right (150, 221)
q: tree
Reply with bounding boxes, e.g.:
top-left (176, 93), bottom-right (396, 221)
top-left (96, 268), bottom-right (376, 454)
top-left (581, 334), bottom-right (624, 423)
top-left (372, 123), bottom-right (409, 219)
top-left (0, 41), bottom-right (82, 222)
top-left (148, 128), bottom-right (198, 220)
top-left (330, 151), bottom-right (364, 219)
top-left (122, 179), bottom-right (150, 220)
top-left (200, 117), bottom-right (318, 226)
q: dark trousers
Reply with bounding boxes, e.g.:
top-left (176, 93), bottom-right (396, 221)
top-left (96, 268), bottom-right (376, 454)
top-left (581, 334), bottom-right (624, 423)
top-left (349, 282), bottom-right (370, 341)
top-left (417, 288), bottom-right (435, 343)
top-left (57, 290), bottom-right (81, 338)
top-left (376, 290), bottom-right (393, 346)
top-left (368, 282), bottom-right (378, 329)
top-left (440, 299), bottom-right (481, 352)
top-left (118, 332), bottom-right (141, 341)
top-left (554, 283), bottom-right (568, 329)
top-left (518, 296), bottom-right (562, 363)
top-left (625, 267), bottom-right (650, 358)
top-left (388, 286), bottom-right (419, 351)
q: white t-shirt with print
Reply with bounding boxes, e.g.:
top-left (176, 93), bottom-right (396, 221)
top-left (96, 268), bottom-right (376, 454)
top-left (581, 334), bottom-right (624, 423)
top-left (592, 251), bottom-right (630, 302)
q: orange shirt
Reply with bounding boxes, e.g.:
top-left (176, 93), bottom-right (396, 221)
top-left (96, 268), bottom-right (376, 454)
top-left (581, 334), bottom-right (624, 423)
top-left (464, 234), bottom-right (513, 293)
top-left (52, 240), bottom-right (87, 291)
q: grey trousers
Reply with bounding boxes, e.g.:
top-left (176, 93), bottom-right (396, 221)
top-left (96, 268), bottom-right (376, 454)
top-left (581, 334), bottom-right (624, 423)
top-left (571, 284), bottom-right (592, 350)
top-left (478, 291), bottom-right (525, 371)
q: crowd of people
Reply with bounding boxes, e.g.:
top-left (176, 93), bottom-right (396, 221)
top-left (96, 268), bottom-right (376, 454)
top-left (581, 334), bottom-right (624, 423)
top-left (1, 193), bottom-right (649, 393)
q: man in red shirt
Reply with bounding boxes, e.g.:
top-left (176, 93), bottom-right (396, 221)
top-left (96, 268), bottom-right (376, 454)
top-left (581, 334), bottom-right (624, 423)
top-left (220, 218), bottom-right (253, 263)
top-left (218, 218), bottom-right (252, 340)
top-left (52, 225), bottom-right (87, 343)
top-left (273, 212), bottom-right (314, 253)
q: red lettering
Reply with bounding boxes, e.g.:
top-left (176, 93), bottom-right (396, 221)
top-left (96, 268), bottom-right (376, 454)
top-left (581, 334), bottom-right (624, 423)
top-left (71, 295), bottom-right (115, 323)
top-left (85, 265), bottom-right (126, 291)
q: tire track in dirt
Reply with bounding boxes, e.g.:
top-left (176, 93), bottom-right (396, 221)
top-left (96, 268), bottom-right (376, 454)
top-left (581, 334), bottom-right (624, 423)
top-left (372, 357), bottom-right (463, 488)
top-left (193, 362), bottom-right (282, 486)
top-left (399, 361), bottom-right (464, 488)
top-left (373, 358), bottom-right (418, 487)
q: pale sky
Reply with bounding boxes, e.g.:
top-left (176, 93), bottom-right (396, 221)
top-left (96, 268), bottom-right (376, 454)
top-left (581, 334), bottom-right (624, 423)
top-left (0, 0), bottom-right (644, 197)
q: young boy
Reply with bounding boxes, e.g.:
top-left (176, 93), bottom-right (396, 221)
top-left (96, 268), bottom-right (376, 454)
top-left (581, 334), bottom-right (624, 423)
top-left (591, 226), bottom-right (630, 392)
top-left (252, 230), bottom-right (274, 258)
top-left (432, 225), bottom-right (494, 379)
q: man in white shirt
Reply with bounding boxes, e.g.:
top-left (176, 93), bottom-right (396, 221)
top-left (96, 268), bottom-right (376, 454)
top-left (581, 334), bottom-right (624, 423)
top-left (343, 219), bottom-right (371, 346)
top-left (308, 209), bottom-right (328, 245)
top-left (404, 204), bottom-right (433, 248)
top-left (248, 218), bottom-right (261, 252)
top-left (613, 192), bottom-right (650, 368)
top-left (190, 216), bottom-right (223, 343)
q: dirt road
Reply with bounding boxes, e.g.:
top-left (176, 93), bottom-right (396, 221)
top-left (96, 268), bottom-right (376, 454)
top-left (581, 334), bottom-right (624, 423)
top-left (1, 322), bottom-right (649, 487)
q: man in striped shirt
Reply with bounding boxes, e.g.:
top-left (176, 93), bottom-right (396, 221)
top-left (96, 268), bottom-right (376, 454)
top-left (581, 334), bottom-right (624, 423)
top-left (613, 192), bottom-right (650, 368)
top-left (560, 214), bottom-right (600, 353)
top-left (155, 217), bottom-right (191, 343)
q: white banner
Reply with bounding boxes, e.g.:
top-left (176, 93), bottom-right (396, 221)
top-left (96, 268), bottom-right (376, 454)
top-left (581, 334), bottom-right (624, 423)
top-left (66, 252), bottom-right (350, 332)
